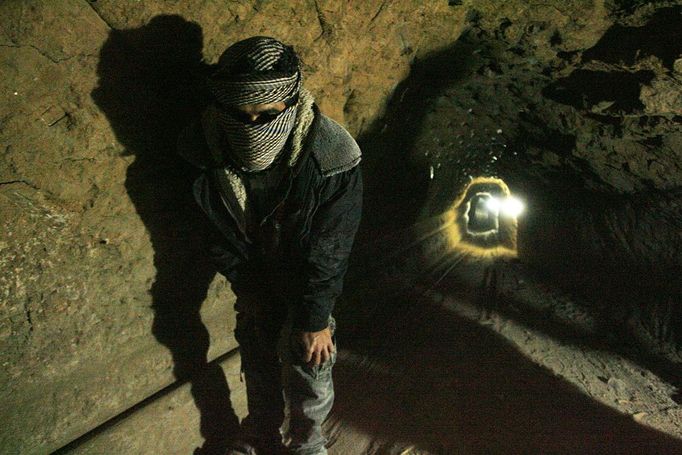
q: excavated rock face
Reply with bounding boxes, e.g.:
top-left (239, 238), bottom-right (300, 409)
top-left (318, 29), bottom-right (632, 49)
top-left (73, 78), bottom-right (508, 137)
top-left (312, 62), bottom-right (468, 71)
top-left (0, 0), bottom-right (681, 452)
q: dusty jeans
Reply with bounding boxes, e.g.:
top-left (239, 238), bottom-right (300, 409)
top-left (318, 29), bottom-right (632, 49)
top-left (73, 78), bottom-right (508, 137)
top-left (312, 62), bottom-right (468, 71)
top-left (233, 291), bottom-right (336, 455)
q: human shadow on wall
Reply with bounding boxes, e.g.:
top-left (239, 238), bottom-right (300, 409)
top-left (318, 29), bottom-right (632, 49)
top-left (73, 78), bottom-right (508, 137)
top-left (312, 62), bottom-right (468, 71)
top-left (92, 15), bottom-right (238, 454)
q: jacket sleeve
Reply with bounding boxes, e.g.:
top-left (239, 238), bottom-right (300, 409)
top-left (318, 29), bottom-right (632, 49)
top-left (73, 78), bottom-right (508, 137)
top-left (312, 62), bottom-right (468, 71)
top-left (294, 165), bottom-right (363, 331)
top-left (204, 223), bottom-right (257, 294)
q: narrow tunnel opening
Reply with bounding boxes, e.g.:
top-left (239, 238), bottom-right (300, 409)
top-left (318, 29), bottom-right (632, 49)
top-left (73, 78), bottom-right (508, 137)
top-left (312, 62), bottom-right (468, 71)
top-left (466, 192), bottom-right (500, 235)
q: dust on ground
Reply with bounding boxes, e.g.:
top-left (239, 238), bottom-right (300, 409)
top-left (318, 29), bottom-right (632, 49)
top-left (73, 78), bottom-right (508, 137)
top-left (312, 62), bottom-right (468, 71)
top-left (325, 257), bottom-right (682, 455)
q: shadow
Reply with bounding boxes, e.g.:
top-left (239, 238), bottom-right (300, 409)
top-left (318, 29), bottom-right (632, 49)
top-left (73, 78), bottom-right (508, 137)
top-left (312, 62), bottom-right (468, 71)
top-left (582, 6), bottom-right (682, 70)
top-left (511, 179), bottom-right (682, 365)
top-left (354, 29), bottom-right (484, 244)
top-left (91, 15), bottom-right (238, 454)
top-left (329, 294), bottom-right (682, 454)
top-left (544, 6), bottom-right (682, 117)
top-left (543, 69), bottom-right (655, 114)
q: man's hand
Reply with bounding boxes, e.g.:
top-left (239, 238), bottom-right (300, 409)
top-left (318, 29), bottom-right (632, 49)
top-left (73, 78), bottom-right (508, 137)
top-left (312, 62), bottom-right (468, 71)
top-left (296, 327), bottom-right (335, 367)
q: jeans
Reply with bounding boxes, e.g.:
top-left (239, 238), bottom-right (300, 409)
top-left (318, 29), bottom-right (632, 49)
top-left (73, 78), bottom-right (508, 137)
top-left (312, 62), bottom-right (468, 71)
top-left (233, 291), bottom-right (336, 455)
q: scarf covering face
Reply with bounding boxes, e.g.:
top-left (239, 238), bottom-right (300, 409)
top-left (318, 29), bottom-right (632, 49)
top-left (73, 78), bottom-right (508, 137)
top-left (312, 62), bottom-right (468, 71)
top-left (207, 37), bottom-right (301, 172)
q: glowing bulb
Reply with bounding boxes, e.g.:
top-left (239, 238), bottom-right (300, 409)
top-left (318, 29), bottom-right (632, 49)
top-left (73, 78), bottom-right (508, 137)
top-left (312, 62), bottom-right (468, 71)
top-left (501, 197), bottom-right (524, 217)
top-left (484, 196), bottom-right (500, 212)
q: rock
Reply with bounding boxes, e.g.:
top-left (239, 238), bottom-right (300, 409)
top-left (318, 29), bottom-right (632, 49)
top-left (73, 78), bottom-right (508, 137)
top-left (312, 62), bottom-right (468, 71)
top-left (674, 58), bottom-right (682, 74)
top-left (3, 0), bottom-right (682, 452)
top-left (640, 75), bottom-right (682, 116)
top-left (632, 411), bottom-right (649, 422)
top-left (607, 377), bottom-right (629, 396)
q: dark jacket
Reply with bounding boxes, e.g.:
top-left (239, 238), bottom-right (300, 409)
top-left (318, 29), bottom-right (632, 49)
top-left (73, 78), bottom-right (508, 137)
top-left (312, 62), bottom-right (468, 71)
top-left (178, 104), bottom-right (362, 332)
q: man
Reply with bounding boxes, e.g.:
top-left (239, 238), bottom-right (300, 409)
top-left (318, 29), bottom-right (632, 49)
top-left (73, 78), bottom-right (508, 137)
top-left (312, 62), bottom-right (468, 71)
top-left (178, 36), bottom-right (362, 455)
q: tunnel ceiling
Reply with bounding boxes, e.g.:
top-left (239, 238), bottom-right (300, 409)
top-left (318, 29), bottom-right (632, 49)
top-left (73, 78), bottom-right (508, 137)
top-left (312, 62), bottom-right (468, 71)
top-left (368, 3), bottom-right (682, 213)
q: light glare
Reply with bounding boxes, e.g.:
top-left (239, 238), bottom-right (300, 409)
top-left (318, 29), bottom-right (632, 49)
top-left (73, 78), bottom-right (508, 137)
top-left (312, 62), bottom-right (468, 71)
top-left (502, 197), bottom-right (524, 217)
top-left (484, 196), bottom-right (500, 212)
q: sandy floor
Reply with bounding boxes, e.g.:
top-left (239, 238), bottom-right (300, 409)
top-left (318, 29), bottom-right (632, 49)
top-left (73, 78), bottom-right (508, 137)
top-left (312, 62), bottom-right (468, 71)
top-left (324, 285), bottom-right (682, 455)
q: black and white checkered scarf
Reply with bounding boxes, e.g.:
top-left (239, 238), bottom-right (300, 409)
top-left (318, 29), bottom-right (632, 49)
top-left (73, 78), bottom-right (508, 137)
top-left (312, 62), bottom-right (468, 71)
top-left (207, 37), bottom-right (301, 172)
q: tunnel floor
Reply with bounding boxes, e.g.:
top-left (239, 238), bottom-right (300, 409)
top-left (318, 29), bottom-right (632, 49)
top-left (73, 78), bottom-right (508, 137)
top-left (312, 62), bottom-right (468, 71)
top-left (320, 282), bottom-right (682, 455)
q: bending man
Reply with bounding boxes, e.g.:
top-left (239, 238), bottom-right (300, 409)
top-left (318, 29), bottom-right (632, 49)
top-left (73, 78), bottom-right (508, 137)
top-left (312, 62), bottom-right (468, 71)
top-left (178, 36), bottom-right (363, 455)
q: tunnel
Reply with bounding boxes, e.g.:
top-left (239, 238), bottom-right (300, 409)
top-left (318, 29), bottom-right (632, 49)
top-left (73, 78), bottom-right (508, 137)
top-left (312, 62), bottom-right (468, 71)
top-left (1, 1), bottom-right (681, 454)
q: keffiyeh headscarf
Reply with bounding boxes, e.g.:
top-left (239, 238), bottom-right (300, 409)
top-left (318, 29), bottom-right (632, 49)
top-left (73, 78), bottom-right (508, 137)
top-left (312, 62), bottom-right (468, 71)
top-left (207, 36), bottom-right (302, 172)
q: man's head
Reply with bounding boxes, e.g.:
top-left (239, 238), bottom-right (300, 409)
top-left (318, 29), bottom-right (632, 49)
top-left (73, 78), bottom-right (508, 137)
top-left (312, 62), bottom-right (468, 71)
top-left (207, 36), bottom-right (301, 172)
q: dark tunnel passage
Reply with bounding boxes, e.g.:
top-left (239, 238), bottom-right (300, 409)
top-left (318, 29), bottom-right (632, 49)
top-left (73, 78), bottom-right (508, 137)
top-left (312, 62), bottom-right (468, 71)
top-left (348, 21), bottom-right (682, 368)
top-left (84, 16), bottom-right (682, 450)
top-left (330, 11), bottom-right (682, 452)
